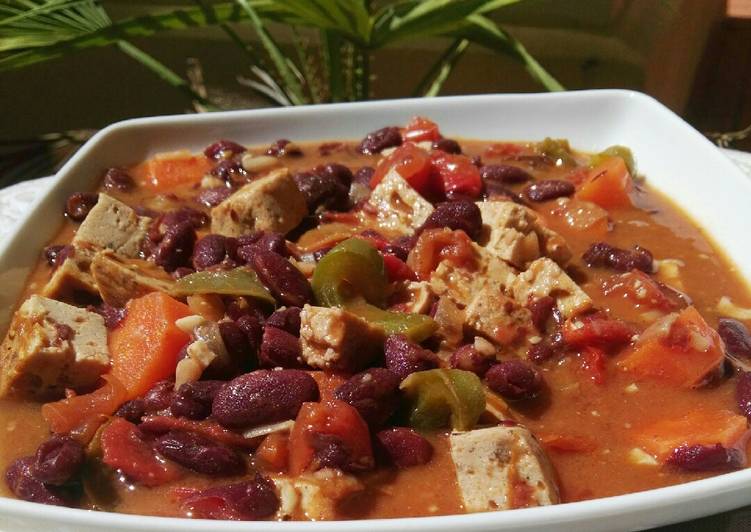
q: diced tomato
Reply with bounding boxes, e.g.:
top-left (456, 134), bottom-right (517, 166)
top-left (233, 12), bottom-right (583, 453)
top-left (484, 142), bottom-right (527, 158)
top-left (139, 415), bottom-right (259, 449)
top-left (255, 433), bottom-right (290, 472)
top-left (402, 116), bottom-right (441, 143)
top-left (355, 231), bottom-right (389, 251)
top-left (562, 314), bottom-right (636, 351)
top-left (307, 371), bottom-right (348, 402)
top-left (634, 408), bottom-right (749, 462)
top-left (578, 346), bottom-right (608, 385)
top-left (540, 433), bottom-right (598, 453)
top-left (132, 152), bottom-right (211, 192)
top-left (618, 306), bottom-right (725, 387)
top-left (100, 417), bottom-right (181, 486)
top-left (603, 270), bottom-right (684, 312)
top-left (370, 143), bottom-right (432, 194)
top-left (406, 228), bottom-right (477, 281)
top-left (109, 292), bottom-right (192, 400)
top-left (288, 400), bottom-right (373, 476)
top-left (42, 374), bottom-right (128, 434)
top-left (430, 151), bottom-right (483, 200)
top-left (576, 156), bottom-right (633, 209)
top-left (383, 253), bottom-right (417, 282)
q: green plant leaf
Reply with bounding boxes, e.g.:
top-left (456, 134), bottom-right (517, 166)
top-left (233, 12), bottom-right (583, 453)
top-left (321, 29), bottom-right (345, 102)
top-left (455, 14), bottom-right (564, 91)
top-left (235, 0), bottom-right (306, 105)
top-left (412, 38), bottom-right (469, 97)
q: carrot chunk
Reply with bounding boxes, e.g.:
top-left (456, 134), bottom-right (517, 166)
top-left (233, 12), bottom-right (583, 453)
top-left (576, 157), bottom-right (633, 209)
top-left (634, 408), bottom-right (749, 461)
top-left (41, 374), bottom-right (127, 434)
top-left (618, 306), bottom-right (725, 387)
top-left (132, 152), bottom-right (211, 192)
top-left (109, 292), bottom-right (192, 400)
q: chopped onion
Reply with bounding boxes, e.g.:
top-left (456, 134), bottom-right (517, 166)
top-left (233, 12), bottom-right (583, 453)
top-left (717, 296), bottom-right (751, 320)
top-left (242, 420), bottom-right (295, 439)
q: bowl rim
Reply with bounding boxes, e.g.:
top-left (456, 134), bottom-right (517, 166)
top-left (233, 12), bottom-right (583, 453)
top-left (2, 89), bottom-right (750, 531)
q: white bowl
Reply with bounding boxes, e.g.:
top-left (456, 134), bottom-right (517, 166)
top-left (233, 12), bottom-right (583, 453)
top-left (1, 90), bottom-right (750, 532)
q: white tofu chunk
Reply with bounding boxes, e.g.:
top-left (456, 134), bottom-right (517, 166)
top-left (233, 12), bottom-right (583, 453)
top-left (511, 257), bottom-right (592, 318)
top-left (464, 287), bottom-right (533, 347)
top-left (368, 169), bottom-right (434, 234)
top-left (41, 243), bottom-right (99, 301)
top-left (476, 201), bottom-right (571, 267)
top-left (0, 295), bottom-right (110, 399)
top-left (450, 426), bottom-right (559, 512)
top-left (90, 249), bottom-right (175, 307)
top-left (73, 193), bottom-right (151, 257)
top-left (299, 305), bottom-right (384, 372)
top-left (273, 469), bottom-right (364, 521)
top-left (211, 168), bottom-right (307, 237)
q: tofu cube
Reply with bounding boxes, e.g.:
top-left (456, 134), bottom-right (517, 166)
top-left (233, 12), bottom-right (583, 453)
top-left (211, 168), bottom-right (307, 237)
top-left (368, 169), bottom-right (434, 234)
top-left (511, 257), bottom-right (592, 318)
top-left (476, 201), bottom-right (571, 267)
top-left (0, 296), bottom-right (110, 399)
top-left (450, 426), bottom-right (559, 512)
top-left (299, 305), bottom-right (384, 372)
top-left (73, 193), bottom-right (151, 257)
top-left (90, 249), bottom-right (175, 308)
top-left (465, 288), bottom-right (533, 347)
top-left (41, 243), bottom-right (99, 301)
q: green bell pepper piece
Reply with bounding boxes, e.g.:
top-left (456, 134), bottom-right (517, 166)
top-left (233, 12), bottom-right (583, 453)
top-left (171, 267), bottom-right (275, 305)
top-left (345, 299), bottom-right (437, 343)
top-left (539, 137), bottom-right (575, 165)
top-left (312, 238), bottom-right (387, 307)
top-left (590, 145), bottom-right (636, 175)
top-left (400, 369), bottom-right (486, 431)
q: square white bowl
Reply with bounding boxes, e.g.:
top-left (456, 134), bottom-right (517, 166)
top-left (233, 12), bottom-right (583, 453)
top-left (1, 90), bottom-right (750, 532)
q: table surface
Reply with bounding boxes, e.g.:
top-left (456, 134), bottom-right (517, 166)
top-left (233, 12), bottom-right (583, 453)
top-left (1, 149), bottom-right (751, 531)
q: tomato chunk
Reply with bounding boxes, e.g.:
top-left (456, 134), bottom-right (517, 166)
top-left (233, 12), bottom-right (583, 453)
top-left (563, 314), bottom-right (636, 351)
top-left (618, 306), bottom-right (725, 387)
top-left (576, 157), bottom-right (633, 209)
top-left (430, 151), bottom-right (482, 200)
top-left (634, 408), bottom-right (749, 462)
top-left (603, 270), bottom-right (685, 312)
top-left (406, 228), bottom-right (477, 281)
top-left (402, 116), bottom-right (441, 143)
top-left (288, 400), bottom-right (373, 476)
top-left (370, 143), bottom-right (432, 194)
top-left (383, 253), bottom-right (417, 282)
top-left (41, 374), bottom-right (128, 434)
top-left (101, 417), bottom-right (181, 486)
top-left (109, 292), bottom-right (192, 400)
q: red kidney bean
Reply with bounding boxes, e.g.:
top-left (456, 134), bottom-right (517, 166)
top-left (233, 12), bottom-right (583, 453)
top-left (524, 179), bottom-right (575, 202)
top-left (582, 242), bottom-right (654, 273)
top-left (334, 368), bottom-right (401, 428)
top-left (171, 380), bottom-right (224, 420)
top-left (250, 249), bottom-right (313, 307)
top-left (156, 430), bottom-right (244, 476)
top-left (211, 159), bottom-right (247, 183)
top-left (483, 182), bottom-right (526, 204)
top-left (5, 457), bottom-right (69, 506)
top-left (161, 207), bottom-right (209, 231)
top-left (154, 221), bottom-right (196, 272)
top-left (309, 433), bottom-right (353, 472)
top-left (719, 319), bottom-right (751, 361)
top-left (237, 233), bottom-right (289, 264)
top-left (143, 380), bottom-right (176, 414)
top-left (204, 140), bottom-right (246, 160)
top-left (316, 163), bottom-right (353, 187)
top-left (432, 138), bottom-right (462, 154)
top-left (180, 474), bottom-right (279, 520)
top-left (527, 341), bottom-right (558, 364)
top-left (65, 192), bottom-right (98, 222)
top-left (266, 307), bottom-right (301, 336)
top-left (212, 369), bottom-right (318, 428)
top-left (89, 302), bottom-right (127, 329)
top-left (259, 326), bottom-right (303, 368)
top-left (33, 436), bottom-right (84, 486)
top-left (115, 399), bottom-right (146, 424)
top-left (293, 170), bottom-right (350, 212)
top-left (192, 234), bottom-right (228, 270)
top-left (44, 244), bottom-right (74, 269)
top-left (357, 126), bottom-right (402, 155)
top-left (527, 296), bottom-right (557, 332)
top-left (450, 345), bottom-right (493, 377)
top-left (667, 443), bottom-right (744, 471)
top-left (384, 235), bottom-right (416, 262)
top-left (486, 360), bottom-right (543, 400)
top-left (218, 320), bottom-right (256, 373)
top-left (419, 201), bottom-right (482, 241)
top-left (353, 166), bottom-right (375, 186)
top-left (197, 186), bottom-right (233, 207)
top-left (384, 335), bottom-right (440, 381)
top-left (103, 167), bottom-right (134, 192)
top-left (480, 164), bottom-right (532, 184)
top-left (736, 372), bottom-right (751, 420)
top-left (266, 138), bottom-right (302, 157)
top-left (236, 313), bottom-right (264, 355)
top-left (376, 428), bottom-right (433, 468)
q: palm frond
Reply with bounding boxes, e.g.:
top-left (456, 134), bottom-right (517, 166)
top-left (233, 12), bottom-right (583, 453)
top-left (321, 30), bottom-right (345, 102)
top-left (412, 38), bottom-right (470, 97)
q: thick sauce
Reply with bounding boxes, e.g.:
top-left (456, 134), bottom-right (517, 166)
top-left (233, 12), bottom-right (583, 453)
top-left (1, 136), bottom-right (750, 519)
